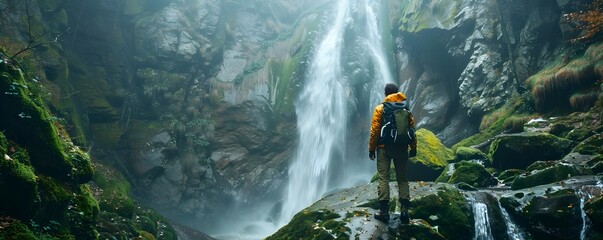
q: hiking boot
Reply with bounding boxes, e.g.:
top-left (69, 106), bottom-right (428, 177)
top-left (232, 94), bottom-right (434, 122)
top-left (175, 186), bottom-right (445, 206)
top-left (400, 198), bottom-right (410, 224)
top-left (400, 209), bottom-right (410, 224)
top-left (374, 200), bottom-right (389, 222)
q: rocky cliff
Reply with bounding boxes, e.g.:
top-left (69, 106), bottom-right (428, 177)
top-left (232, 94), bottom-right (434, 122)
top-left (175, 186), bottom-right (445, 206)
top-left (0, 0), bottom-right (601, 238)
top-left (389, 0), bottom-right (593, 145)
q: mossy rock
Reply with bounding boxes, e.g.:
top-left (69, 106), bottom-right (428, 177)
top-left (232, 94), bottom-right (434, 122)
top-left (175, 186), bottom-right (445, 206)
top-left (395, 219), bottom-right (446, 240)
top-left (511, 163), bottom-right (584, 190)
top-left (0, 65), bottom-right (73, 181)
top-left (588, 155), bottom-right (603, 174)
top-left (585, 195), bottom-right (603, 230)
top-left (574, 133), bottom-right (603, 155)
top-left (414, 128), bottom-right (453, 168)
top-left (436, 161), bottom-right (497, 187)
top-left (69, 185), bottom-right (100, 239)
top-left (522, 189), bottom-right (582, 239)
top-left (525, 161), bottom-right (558, 172)
top-left (454, 147), bottom-right (487, 162)
top-left (0, 146), bottom-right (39, 220)
top-left (489, 133), bottom-right (575, 170)
top-left (409, 186), bottom-right (472, 240)
top-left (497, 169), bottom-right (523, 184)
top-left (0, 217), bottom-right (36, 240)
top-left (93, 163), bottom-right (136, 218)
top-left (266, 209), bottom-right (349, 240)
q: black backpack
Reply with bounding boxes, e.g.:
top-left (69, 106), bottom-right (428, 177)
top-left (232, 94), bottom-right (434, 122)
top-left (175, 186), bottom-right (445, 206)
top-left (379, 101), bottom-right (415, 146)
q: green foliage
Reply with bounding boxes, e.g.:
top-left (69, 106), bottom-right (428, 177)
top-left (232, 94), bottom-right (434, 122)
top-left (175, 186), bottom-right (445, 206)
top-left (266, 209), bottom-right (349, 240)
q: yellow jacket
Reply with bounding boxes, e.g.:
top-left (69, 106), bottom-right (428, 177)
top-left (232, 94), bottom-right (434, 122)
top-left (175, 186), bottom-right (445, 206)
top-left (369, 92), bottom-right (415, 152)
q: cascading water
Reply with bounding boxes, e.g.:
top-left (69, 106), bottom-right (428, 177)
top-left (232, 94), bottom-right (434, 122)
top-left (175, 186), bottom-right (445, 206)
top-left (498, 199), bottom-right (526, 240)
top-left (279, 0), bottom-right (396, 226)
top-left (365, 0), bottom-right (395, 107)
top-left (472, 201), bottom-right (494, 240)
top-left (279, 0), bottom-right (351, 224)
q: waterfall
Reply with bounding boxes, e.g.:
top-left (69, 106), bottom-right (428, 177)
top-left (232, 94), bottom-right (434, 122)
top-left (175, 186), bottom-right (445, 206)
top-left (579, 183), bottom-right (603, 240)
top-left (365, 0), bottom-right (394, 107)
top-left (279, 0), bottom-right (351, 224)
top-left (472, 202), bottom-right (494, 240)
top-left (498, 200), bottom-right (526, 240)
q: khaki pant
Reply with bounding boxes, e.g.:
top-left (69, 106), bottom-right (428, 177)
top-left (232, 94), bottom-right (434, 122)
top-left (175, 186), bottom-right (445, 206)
top-left (376, 146), bottom-right (409, 201)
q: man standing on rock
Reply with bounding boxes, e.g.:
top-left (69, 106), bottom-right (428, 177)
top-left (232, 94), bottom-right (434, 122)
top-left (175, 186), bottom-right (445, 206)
top-left (368, 82), bottom-right (417, 224)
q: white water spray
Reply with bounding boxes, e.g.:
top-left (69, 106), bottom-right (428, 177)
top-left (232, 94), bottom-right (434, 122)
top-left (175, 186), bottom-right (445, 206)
top-left (279, 0), bottom-right (351, 224)
top-left (498, 199), bottom-right (525, 240)
top-left (472, 202), bottom-right (494, 240)
top-left (365, 0), bottom-right (394, 107)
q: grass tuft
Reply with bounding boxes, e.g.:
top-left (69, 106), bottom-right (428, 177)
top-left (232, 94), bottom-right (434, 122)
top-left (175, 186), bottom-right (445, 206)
top-left (570, 92), bottom-right (599, 112)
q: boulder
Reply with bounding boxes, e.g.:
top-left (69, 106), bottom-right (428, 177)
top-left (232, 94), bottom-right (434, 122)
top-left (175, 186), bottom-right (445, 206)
top-left (454, 147), bottom-right (488, 162)
top-left (489, 133), bottom-right (575, 170)
top-left (500, 177), bottom-right (601, 239)
top-left (436, 161), bottom-right (497, 187)
top-left (511, 162), bottom-right (585, 190)
top-left (585, 195), bottom-right (603, 231)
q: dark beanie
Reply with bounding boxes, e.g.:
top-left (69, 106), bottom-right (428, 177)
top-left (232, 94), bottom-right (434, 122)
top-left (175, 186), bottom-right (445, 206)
top-left (384, 83), bottom-right (398, 96)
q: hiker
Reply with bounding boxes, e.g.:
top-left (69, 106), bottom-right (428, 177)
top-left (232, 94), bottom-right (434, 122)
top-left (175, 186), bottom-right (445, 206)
top-left (368, 82), bottom-right (417, 224)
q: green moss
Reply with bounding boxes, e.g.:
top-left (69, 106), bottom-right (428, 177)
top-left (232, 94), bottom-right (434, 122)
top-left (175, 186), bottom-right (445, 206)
top-left (574, 133), bottom-right (603, 155)
top-left (93, 163), bottom-right (136, 218)
top-left (511, 163), bottom-right (583, 190)
top-left (0, 62), bottom-right (77, 181)
top-left (447, 161), bottom-right (497, 187)
top-left (497, 169), bottom-right (523, 184)
top-left (138, 231), bottom-right (156, 240)
top-left (0, 148), bottom-right (39, 219)
top-left (410, 186), bottom-right (472, 240)
top-left (69, 185), bottom-right (100, 240)
top-left (266, 209), bottom-right (348, 240)
top-left (488, 133), bottom-right (575, 170)
top-left (435, 164), bottom-right (452, 183)
top-left (0, 217), bottom-right (37, 240)
top-left (453, 96), bottom-right (528, 151)
top-left (414, 128), bottom-right (453, 168)
top-left (454, 147), bottom-right (487, 161)
top-left (395, 219), bottom-right (446, 239)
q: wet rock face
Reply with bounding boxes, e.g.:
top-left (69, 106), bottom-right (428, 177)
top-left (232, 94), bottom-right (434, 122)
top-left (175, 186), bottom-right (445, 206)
top-left (392, 0), bottom-right (564, 145)
top-left (488, 132), bottom-right (575, 170)
top-left (500, 178), bottom-right (602, 240)
top-left (134, 0), bottom-right (221, 65)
